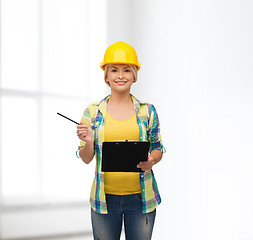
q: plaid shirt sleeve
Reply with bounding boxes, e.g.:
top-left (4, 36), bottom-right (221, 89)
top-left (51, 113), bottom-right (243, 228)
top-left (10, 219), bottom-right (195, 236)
top-left (147, 104), bottom-right (166, 153)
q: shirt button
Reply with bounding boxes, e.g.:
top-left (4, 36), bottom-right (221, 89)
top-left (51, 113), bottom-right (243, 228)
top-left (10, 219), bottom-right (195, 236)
top-left (141, 175), bottom-right (144, 178)
top-left (142, 189), bottom-right (145, 192)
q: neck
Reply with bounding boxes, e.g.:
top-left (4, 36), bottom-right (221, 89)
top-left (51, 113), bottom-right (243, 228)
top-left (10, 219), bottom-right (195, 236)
top-left (109, 91), bottom-right (132, 105)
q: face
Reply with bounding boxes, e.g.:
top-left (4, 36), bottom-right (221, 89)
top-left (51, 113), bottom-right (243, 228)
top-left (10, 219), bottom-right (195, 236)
top-left (105, 64), bottom-right (135, 92)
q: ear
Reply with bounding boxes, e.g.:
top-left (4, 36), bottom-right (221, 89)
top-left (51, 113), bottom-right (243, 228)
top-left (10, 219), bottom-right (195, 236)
top-left (105, 78), bottom-right (110, 86)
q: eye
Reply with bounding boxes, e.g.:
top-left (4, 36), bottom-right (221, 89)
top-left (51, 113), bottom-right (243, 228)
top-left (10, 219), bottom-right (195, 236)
top-left (111, 69), bottom-right (117, 72)
top-left (124, 69), bottom-right (131, 72)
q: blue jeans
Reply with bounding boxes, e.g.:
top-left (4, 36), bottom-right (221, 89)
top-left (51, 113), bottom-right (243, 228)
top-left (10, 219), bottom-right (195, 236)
top-left (91, 193), bottom-right (156, 240)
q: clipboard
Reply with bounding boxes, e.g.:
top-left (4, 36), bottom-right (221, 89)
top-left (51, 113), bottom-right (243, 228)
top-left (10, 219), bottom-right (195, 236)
top-left (102, 141), bottom-right (150, 172)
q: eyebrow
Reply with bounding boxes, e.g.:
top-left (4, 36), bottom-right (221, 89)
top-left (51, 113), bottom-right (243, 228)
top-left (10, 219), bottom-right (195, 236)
top-left (110, 66), bottom-right (130, 69)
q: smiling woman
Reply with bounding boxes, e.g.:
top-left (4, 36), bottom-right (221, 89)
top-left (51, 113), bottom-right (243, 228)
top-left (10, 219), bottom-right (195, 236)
top-left (76, 41), bottom-right (165, 240)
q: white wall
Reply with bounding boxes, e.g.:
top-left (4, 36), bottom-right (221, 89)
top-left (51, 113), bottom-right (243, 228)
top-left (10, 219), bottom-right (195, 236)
top-left (1, 1), bottom-right (252, 239)
top-left (0, 0), bottom-right (106, 238)
top-left (107, 0), bottom-right (253, 239)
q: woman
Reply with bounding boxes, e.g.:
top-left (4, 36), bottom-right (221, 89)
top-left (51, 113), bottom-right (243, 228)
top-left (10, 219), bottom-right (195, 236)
top-left (76, 41), bottom-right (165, 240)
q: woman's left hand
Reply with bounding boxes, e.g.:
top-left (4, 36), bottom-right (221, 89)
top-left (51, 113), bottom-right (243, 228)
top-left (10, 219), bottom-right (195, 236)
top-left (137, 156), bottom-right (155, 171)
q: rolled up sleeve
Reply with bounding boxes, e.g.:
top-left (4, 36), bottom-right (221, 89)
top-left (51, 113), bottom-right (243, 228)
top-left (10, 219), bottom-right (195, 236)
top-left (148, 104), bottom-right (166, 154)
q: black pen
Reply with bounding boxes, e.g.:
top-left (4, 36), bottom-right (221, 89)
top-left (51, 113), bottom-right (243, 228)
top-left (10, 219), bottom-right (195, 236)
top-left (57, 112), bottom-right (79, 125)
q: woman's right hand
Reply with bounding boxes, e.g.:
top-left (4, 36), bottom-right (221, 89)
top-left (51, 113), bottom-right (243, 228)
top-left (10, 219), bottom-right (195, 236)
top-left (76, 124), bottom-right (94, 143)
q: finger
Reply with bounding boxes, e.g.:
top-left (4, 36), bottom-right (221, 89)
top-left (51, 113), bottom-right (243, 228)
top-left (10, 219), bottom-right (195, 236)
top-left (137, 160), bottom-right (154, 169)
top-left (79, 133), bottom-right (87, 139)
top-left (77, 126), bottom-right (88, 132)
top-left (77, 127), bottom-right (88, 134)
top-left (79, 131), bottom-right (87, 136)
top-left (138, 161), bottom-right (150, 166)
top-left (78, 128), bottom-right (88, 133)
top-left (77, 124), bottom-right (88, 128)
top-left (137, 162), bottom-right (148, 168)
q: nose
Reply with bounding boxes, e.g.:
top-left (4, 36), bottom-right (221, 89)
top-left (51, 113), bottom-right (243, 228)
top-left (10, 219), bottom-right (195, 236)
top-left (118, 71), bottom-right (124, 79)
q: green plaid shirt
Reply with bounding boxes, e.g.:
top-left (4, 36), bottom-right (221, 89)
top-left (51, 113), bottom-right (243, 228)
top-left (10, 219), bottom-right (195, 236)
top-left (78, 95), bottom-right (165, 214)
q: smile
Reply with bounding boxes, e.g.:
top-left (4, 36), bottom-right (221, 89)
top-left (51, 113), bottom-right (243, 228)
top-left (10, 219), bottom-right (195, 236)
top-left (115, 81), bottom-right (127, 85)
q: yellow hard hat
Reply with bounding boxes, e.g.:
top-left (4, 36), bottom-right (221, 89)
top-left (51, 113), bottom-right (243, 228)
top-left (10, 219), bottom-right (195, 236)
top-left (100, 41), bottom-right (141, 71)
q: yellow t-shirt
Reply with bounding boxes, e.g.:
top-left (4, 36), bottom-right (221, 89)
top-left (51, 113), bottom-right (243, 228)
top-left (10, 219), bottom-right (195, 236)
top-left (104, 111), bottom-right (141, 195)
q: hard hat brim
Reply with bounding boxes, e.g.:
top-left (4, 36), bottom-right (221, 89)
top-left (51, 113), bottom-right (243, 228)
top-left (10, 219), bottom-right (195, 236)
top-left (100, 63), bottom-right (141, 71)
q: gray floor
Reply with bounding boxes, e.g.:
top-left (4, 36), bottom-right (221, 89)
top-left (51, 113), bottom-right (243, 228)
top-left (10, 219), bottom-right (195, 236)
top-left (58, 238), bottom-right (89, 240)
top-left (58, 235), bottom-right (125, 240)
top-left (57, 231), bottom-right (125, 240)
